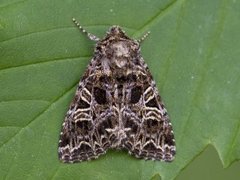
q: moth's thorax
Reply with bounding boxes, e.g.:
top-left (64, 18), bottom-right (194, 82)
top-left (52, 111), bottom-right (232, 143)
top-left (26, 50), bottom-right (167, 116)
top-left (96, 26), bottom-right (139, 69)
top-left (111, 41), bottom-right (130, 59)
top-left (108, 40), bottom-right (138, 68)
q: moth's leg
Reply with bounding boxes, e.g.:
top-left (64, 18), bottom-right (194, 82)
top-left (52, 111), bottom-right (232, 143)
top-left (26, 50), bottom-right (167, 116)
top-left (137, 31), bottom-right (150, 43)
top-left (72, 18), bottom-right (100, 41)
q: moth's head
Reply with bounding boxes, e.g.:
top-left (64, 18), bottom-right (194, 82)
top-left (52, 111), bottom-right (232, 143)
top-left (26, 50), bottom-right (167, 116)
top-left (107, 26), bottom-right (126, 38)
top-left (96, 26), bottom-right (140, 68)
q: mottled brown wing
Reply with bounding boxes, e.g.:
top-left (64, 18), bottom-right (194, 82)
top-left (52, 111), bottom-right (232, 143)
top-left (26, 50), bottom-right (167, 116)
top-left (58, 58), bottom-right (118, 163)
top-left (122, 58), bottom-right (176, 162)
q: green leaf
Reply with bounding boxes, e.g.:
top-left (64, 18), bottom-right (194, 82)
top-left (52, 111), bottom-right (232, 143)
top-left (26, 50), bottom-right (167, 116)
top-left (0, 0), bottom-right (239, 179)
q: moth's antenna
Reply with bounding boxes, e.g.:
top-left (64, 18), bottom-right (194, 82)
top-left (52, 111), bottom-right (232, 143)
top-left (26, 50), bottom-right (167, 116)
top-left (137, 31), bottom-right (150, 43)
top-left (72, 18), bottom-right (100, 41)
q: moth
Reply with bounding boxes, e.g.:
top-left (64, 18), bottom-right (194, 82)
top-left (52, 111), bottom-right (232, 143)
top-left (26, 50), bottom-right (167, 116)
top-left (58, 18), bottom-right (176, 163)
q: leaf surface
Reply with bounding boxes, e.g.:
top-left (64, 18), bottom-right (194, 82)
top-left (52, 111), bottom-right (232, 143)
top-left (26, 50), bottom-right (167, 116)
top-left (0, 0), bottom-right (239, 179)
